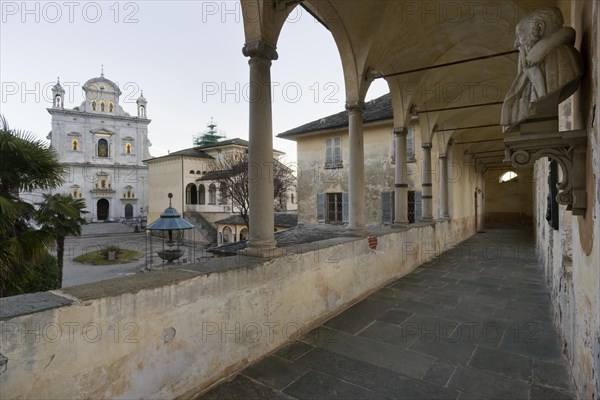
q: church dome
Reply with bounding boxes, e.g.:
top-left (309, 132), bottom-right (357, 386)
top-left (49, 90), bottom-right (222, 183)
top-left (83, 75), bottom-right (122, 96)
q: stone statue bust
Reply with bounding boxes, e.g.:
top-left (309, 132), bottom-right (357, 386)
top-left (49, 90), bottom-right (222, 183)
top-left (501, 7), bottom-right (583, 133)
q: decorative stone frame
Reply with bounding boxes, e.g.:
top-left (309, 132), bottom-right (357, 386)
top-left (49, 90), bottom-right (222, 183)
top-left (504, 129), bottom-right (587, 215)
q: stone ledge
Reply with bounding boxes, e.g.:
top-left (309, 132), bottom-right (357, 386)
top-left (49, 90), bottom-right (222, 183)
top-left (59, 269), bottom-right (202, 301)
top-left (0, 292), bottom-right (74, 321)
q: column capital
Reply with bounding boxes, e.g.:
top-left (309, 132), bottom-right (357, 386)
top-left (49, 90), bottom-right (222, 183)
top-left (438, 153), bottom-right (447, 159)
top-left (393, 127), bottom-right (408, 135)
top-left (242, 39), bottom-right (279, 61)
top-left (422, 142), bottom-right (432, 149)
top-left (345, 100), bottom-right (366, 112)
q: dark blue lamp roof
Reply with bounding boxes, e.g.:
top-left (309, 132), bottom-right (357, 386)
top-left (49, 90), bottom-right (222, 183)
top-left (146, 206), bottom-right (195, 231)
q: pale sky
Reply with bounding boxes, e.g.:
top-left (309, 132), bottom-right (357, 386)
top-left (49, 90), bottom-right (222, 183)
top-left (0, 0), bottom-right (389, 163)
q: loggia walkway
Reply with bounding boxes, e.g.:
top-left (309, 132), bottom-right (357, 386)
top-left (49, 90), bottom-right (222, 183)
top-left (198, 229), bottom-right (575, 400)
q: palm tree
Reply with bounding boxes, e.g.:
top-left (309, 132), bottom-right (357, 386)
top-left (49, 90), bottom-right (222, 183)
top-left (0, 115), bottom-right (64, 297)
top-left (36, 194), bottom-right (87, 288)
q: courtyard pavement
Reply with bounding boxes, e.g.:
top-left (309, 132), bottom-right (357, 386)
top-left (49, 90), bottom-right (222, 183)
top-left (198, 228), bottom-right (575, 400)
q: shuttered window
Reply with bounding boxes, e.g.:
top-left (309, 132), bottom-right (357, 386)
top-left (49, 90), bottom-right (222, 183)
top-left (325, 137), bottom-right (342, 168)
top-left (408, 190), bottom-right (422, 223)
top-left (382, 191), bottom-right (394, 224)
top-left (317, 192), bottom-right (348, 224)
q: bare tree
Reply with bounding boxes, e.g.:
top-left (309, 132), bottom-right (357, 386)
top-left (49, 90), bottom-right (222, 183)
top-left (203, 151), bottom-right (295, 227)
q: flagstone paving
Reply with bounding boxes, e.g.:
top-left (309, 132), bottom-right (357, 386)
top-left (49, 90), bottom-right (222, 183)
top-left (198, 229), bottom-right (575, 400)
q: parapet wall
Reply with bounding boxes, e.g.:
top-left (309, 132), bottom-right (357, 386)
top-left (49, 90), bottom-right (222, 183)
top-left (0, 219), bottom-right (469, 399)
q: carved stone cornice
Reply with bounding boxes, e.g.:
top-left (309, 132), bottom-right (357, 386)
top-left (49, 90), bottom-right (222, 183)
top-left (393, 127), bottom-right (408, 135)
top-left (345, 100), bottom-right (366, 112)
top-left (242, 39), bottom-right (279, 61)
top-left (504, 129), bottom-right (587, 215)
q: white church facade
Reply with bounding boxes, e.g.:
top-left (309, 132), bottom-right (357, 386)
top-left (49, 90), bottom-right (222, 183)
top-left (46, 73), bottom-right (151, 222)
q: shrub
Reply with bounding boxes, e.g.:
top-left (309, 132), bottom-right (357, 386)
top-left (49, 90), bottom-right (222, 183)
top-left (5, 252), bottom-right (60, 296)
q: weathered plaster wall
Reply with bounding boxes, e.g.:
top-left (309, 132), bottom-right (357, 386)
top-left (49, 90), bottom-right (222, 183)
top-left (533, 2), bottom-right (600, 398)
top-left (484, 168), bottom-right (534, 226)
top-left (0, 220), bottom-right (469, 399)
top-left (147, 157), bottom-right (183, 223)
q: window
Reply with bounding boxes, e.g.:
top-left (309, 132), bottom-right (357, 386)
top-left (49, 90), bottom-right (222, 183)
top-left (186, 183), bottom-right (197, 204)
top-left (189, 170), bottom-right (195, 175)
top-left (139, 105), bottom-right (146, 118)
top-left (91, 100), bottom-right (97, 111)
top-left (381, 192), bottom-right (394, 224)
top-left (208, 184), bottom-right (217, 205)
top-left (71, 139), bottom-right (78, 151)
top-left (499, 171), bottom-right (517, 182)
top-left (219, 183), bottom-right (228, 205)
top-left (109, 102), bottom-right (114, 112)
top-left (198, 184), bottom-right (206, 204)
top-left (70, 185), bottom-right (81, 199)
top-left (97, 139), bottom-right (109, 157)
top-left (406, 127), bottom-right (415, 160)
top-left (290, 193), bottom-right (295, 204)
top-left (325, 137), bottom-right (342, 168)
top-left (317, 192), bottom-right (348, 224)
top-left (100, 101), bottom-right (105, 112)
top-left (124, 186), bottom-right (134, 199)
top-left (408, 190), bottom-right (422, 223)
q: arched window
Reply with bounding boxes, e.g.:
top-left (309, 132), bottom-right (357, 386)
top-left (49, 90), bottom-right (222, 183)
top-left (139, 105), bottom-right (146, 118)
top-left (109, 102), bottom-right (114, 112)
top-left (91, 100), bottom-right (97, 111)
top-left (208, 184), bottom-right (217, 205)
top-left (499, 171), bottom-right (518, 183)
top-left (54, 94), bottom-right (61, 108)
top-left (196, 170), bottom-right (201, 174)
top-left (125, 143), bottom-right (132, 154)
top-left (71, 139), bottom-right (78, 151)
top-left (290, 193), bottom-right (295, 204)
top-left (189, 170), bottom-right (195, 175)
top-left (198, 184), bottom-right (206, 204)
top-left (239, 228), bottom-right (249, 241)
top-left (97, 139), bottom-right (109, 157)
top-left (100, 101), bottom-right (105, 112)
top-left (219, 182), bottom-right (228, 205)
top-left (70, 185), bottom-right (80, 199)
top-left (186, 183), bottom-right (198, 204)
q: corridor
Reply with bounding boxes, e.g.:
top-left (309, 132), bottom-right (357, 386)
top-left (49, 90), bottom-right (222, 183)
top-left (199, 229), bottom-right (575, 400)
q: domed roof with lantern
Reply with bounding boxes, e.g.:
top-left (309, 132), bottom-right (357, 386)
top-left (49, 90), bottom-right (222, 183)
top-left (82, 67), bottom-right (122, 96)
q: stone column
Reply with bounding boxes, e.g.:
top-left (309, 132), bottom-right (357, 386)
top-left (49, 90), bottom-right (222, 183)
top-left (241, 40), bottom-right (281, 257)
top-left (393, 127), bottom-right (409, 225)
top-left (421, 143), bottom-right (433, 220)
top-left (438, 153), bottom-right (449, 219)
top-left (346, 100), bottom-right (366, 232)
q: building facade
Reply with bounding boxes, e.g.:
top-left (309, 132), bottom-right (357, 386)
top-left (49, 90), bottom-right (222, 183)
top-left (46, 73), bottom-right (151, 222)
top-left (145, 138), bottom-right (294, 229)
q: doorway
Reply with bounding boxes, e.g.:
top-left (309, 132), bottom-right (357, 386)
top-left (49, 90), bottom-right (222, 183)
top-left (97, 199), bottom-right (109, 221)
top-left (124, 203), bottom-right (133, 220)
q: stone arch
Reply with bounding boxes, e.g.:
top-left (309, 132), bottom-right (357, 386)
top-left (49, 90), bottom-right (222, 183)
top-left (186, 183), bottom-right (197, 204)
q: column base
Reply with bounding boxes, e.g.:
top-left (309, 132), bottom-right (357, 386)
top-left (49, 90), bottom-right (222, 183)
top-left (436, 216), bottom-right (451, 222)
top-left (239, 240), bottom-right (284, 258)
top-left (391, 223), bottom-right (410, 229)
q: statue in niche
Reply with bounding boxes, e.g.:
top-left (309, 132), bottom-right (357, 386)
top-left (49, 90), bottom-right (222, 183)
top-left (501, 7), bottom-right (583, 133)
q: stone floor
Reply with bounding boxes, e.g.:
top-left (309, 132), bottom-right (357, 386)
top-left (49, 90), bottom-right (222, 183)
top-left (198, 229), bottom-right (575, 400)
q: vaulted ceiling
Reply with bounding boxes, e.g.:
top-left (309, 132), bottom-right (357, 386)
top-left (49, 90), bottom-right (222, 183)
top-left (242, 0), bottom-right (560, 167)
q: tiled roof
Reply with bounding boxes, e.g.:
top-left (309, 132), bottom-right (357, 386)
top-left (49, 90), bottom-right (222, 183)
top-left (144, 147), bottom-right (213, 163)
top-left (278, 93), bottom-right (392, 138)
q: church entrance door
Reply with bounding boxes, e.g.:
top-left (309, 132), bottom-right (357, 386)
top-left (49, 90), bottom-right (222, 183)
top-left (124, 204), bottom-right (133, 220)
top-left (97, 199), bottom-right (109, 221)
